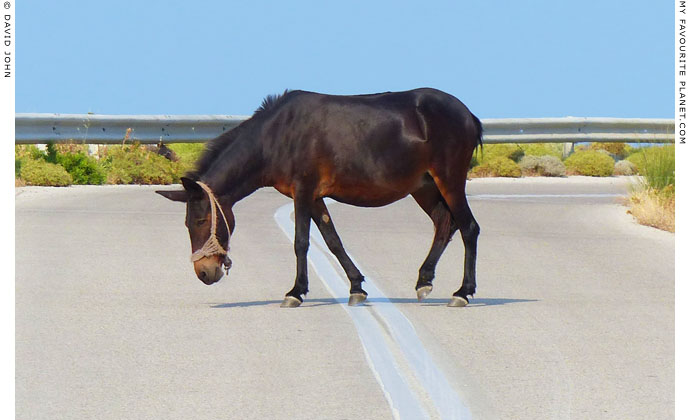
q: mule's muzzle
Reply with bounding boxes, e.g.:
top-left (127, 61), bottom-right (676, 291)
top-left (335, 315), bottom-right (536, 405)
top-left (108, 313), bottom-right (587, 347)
top-left (198, 266), bottom-right (224, 285)
top-left (193, 255), bottom-right (228, 285)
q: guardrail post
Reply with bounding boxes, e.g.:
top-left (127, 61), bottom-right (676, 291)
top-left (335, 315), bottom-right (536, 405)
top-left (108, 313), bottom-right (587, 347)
top-left (562, 142), bottom-right (575, 158)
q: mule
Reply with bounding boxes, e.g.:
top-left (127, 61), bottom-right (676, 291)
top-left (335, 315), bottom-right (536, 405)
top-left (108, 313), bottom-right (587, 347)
top-left (156, 88), bottom-right (482, 307)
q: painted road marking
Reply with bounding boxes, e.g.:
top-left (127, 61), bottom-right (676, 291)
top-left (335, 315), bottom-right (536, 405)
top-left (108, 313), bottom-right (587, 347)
top-left (275, 201), bottom-right (471, 420)
top-left (469, 193), bottom-right (624, 200)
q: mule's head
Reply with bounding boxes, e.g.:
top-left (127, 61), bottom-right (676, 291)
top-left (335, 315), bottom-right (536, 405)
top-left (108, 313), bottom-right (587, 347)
top-left (156, 177), bottom-right (235, 285)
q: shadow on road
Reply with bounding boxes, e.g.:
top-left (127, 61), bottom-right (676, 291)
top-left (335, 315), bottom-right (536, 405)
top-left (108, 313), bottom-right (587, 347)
top-left (210, 297), bottom-right (537, 309)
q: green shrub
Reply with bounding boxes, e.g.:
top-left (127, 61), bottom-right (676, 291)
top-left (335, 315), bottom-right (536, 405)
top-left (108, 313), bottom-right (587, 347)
top-left (564, 150), bottom-right (615, 176)
top-left (590, 142), bottom-right (629, 159)
top-left (45, 142), bottom-right (59, 164)
top-left (574, 146), bottom-right (615, 160)
top-left (626, 149), bottom-right (644, 169)
top-left (56, 152), bottom-right (106, 185)
top-left (575, 142), bottom-right (636, 160)
top-left (519, 155), bottom-right (566, 177)
top-left (613, 160), bottom-right (637, 176)
top-left (19, 159), bottom-right (72, 186)
top-left (476, 144), bottom-right (524, 164)
top-left (520, 143), bottom-right (563, 159)
top-left (100, 144), bottom-right (185, 184)
top-left (15, 159), bottom-right (22, 178)
top-left (627, 145), bottom-right (674, 190)
top-left (15, 145), bottom-right (46, 161)
top-left (623, 144), bottom-right (636, 158)
top-left (519, 156), bottom-right (540, 175)
top-left (471, 156), bottom-right (522, 177)
top-left (19, 143), bottom-right (106, 185)
top-left (168, 143), bottom-right (206, 172)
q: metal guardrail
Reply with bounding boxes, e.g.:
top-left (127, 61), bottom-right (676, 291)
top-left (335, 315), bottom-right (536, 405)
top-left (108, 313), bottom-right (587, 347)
top-left (15, 113), bottom-right (674, 145)
top-left (480, 117), bottom-right (674, 144)
top-left (14, 114), bottom-right (248, 145)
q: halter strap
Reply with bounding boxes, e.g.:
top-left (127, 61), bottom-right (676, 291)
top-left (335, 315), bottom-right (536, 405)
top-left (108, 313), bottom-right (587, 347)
top-left (190, 181), bottom-right (232, 262)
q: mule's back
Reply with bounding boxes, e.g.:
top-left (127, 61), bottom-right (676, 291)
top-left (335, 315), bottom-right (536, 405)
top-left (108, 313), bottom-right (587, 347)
top-left (259, 88), bottom-right (481, 206)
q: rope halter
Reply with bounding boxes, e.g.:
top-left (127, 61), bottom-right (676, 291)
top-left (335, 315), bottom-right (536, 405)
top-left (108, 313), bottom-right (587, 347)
top-left (189, 181), bottom-right (232, 273)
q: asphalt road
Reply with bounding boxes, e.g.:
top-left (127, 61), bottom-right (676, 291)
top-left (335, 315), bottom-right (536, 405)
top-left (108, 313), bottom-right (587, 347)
top-left (15, 177), bottom-right (674, 419)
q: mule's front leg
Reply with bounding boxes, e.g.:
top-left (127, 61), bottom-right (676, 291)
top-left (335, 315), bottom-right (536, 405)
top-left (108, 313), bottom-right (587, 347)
top-left (310, 198), bottom-right (367, 306)
top-left (281, 196), bottom-right (311, 308)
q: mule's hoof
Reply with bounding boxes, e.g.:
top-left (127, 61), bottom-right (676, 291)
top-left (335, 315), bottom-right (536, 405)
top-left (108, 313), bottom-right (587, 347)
top-left (348, 293), bottom-right (367, 306)
top-left (280, 296), bottom-right (302, 308)
top-left (416, 285), bottom-right (433, 301)
top-left (447, 296), bottom-right (469, 307)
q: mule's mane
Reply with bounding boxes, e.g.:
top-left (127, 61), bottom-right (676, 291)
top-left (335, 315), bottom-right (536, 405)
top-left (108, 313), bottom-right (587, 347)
top-left (254, 89), bottom-right (292, 116)
top-left (187, 90), bottom-right (292, 179)
top-left (186, 127), bottom-right (241, 179)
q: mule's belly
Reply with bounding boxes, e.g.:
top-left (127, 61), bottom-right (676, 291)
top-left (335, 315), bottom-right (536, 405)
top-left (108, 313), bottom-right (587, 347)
top-left (327, 189), bottom-right (410, 207)
top-left (272, 176), bottom-right (421, 207)
top-left (319, 170), bottom-right (427, 207)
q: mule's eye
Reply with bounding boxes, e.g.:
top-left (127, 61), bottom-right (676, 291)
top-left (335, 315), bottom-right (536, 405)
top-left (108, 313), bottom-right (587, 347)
top-left (196, 219), bottom-right (207, 227)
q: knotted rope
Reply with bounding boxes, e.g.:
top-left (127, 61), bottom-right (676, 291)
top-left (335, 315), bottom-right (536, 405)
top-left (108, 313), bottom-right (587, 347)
top-left (190, 181), bottom-right (232, 268)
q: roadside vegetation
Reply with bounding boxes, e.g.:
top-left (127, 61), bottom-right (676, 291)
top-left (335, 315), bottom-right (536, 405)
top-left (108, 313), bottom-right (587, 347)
top-left (465, 142), bottom-right (674, 233)
top-left (15, 142), bottom-right (203, 187)
top-left (470, 156), bottom-right (522, 177)
top-left (470, 143), bottom-right (577, 178)
top-left (15, 140), bottom-right (670, 190)
top-left (15, 139), bottom-right (675, 232)
top-left (624, 145), bottom-right (675, 232)
top-left (564, 150), bottom-right (615, 176)
top-left (167, 143), bottom-right (206, 169)
top-left (17, 158), bottom-right (73, 187)
top-left (98, 144), bottom-right (180, 184)
top-left (16, 137), bottom-right (674, 239)
top-left (519, 155), bottom-right (566, 177)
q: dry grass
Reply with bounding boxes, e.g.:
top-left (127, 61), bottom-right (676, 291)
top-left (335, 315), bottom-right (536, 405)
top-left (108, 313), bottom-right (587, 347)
top-left (626, 188), bottom-right (675, 232)
top-left (15, 178), bottom-right (26, 187)
top-left (54, 142), bottom-right (89, 155)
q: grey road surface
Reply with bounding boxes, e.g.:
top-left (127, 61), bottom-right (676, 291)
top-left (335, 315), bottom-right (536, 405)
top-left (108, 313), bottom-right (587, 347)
top-left (16, 177), bottom-right (674, 419)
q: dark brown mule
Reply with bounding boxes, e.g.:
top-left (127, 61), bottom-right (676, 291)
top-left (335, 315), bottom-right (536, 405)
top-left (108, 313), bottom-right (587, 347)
top-left (156, 88), bottom-right (482, 307)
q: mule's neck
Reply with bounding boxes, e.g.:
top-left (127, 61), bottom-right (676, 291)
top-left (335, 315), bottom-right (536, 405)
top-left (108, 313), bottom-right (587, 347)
top-left (201, 133), bottom-right (265, 205)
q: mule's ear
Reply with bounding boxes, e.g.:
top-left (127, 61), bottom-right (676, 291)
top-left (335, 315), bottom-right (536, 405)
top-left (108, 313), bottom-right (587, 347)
top-left (180, 176), bottom-right (205, 198)
top-left (155, 189), bottom-right (188, 202)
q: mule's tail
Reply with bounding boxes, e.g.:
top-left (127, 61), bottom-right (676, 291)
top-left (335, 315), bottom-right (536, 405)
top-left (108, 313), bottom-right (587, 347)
top-left (415, 88), bottom-right (483, 157)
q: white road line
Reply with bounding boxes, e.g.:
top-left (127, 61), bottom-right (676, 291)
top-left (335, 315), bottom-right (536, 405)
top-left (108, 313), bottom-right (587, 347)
top-left (17, 208), bottom-right (182, 215)
top-left (274, 204), bottom-right (427, 420)
top-left (275, 201), bottom-right (471, 420)
top-left (469, 193), bottom-right (624, 200)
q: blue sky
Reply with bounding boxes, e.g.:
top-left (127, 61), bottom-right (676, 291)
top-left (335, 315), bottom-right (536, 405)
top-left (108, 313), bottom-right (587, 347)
top-left (17, 0), bottom-right (671, 118)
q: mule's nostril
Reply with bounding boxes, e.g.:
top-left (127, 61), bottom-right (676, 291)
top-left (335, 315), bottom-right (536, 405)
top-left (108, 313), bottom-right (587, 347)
top-left (199, 271), bottom-right (207, 280)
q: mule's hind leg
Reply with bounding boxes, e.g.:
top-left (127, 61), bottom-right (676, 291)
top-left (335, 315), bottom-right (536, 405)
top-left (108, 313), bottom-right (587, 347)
top-left (411, 180), bottom-right (458, 300)
top-left (429, 173), bottom-right (480, 307)
top-left (311, 198), bottom-right (367, 305)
